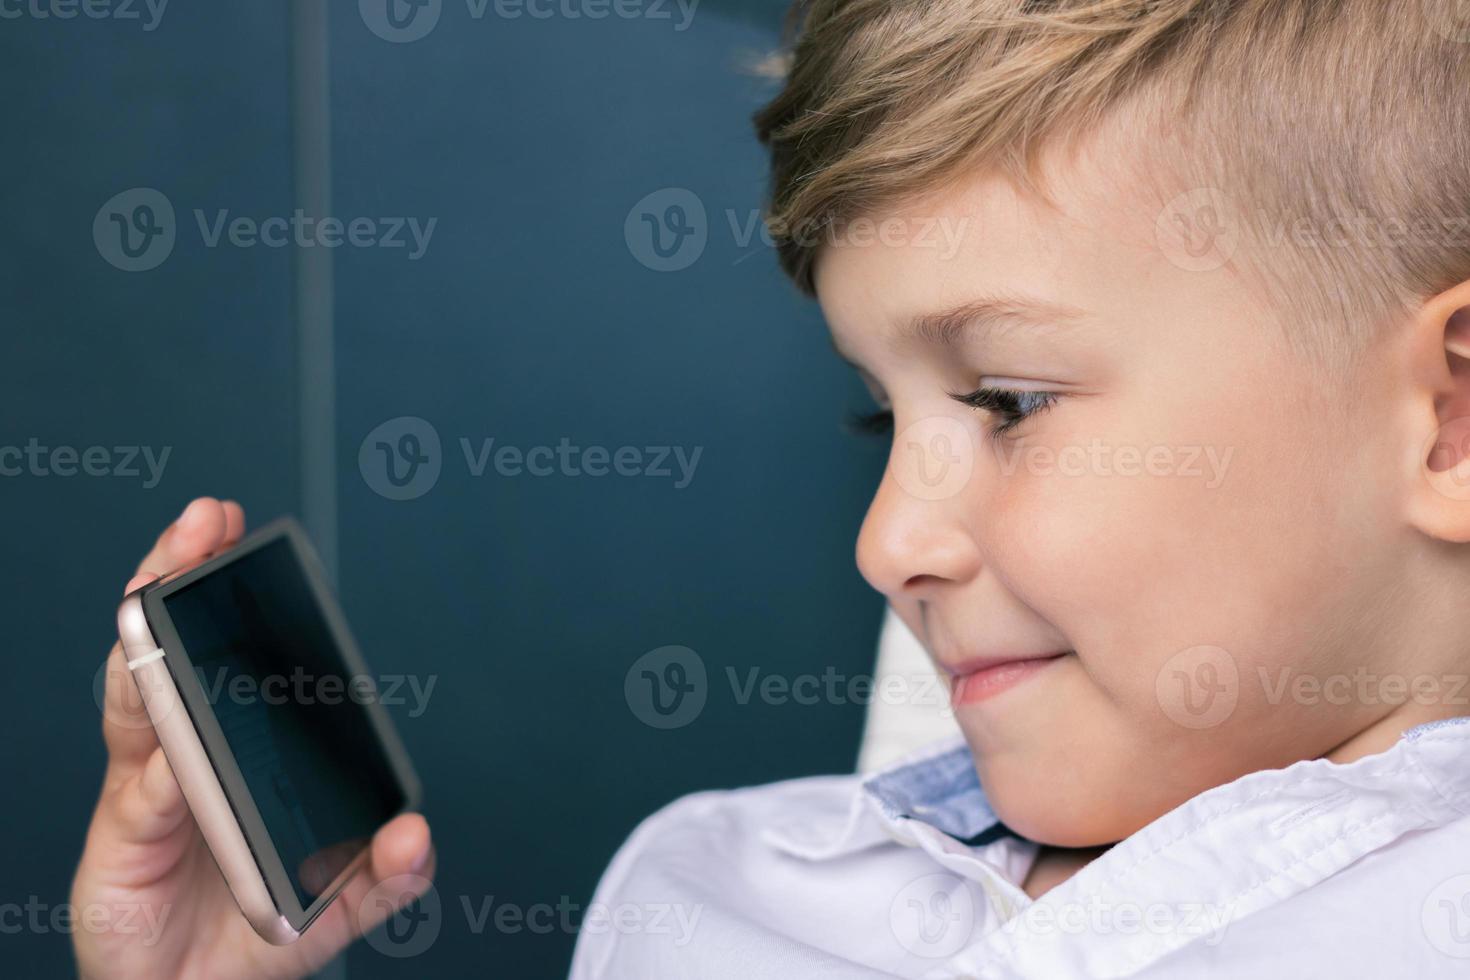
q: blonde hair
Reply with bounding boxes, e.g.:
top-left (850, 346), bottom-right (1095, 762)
top-left (754, 0), bottom-right (1470, 362)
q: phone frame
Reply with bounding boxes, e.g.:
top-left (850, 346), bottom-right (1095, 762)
top-left (116, 516), bottom-right (422, 944)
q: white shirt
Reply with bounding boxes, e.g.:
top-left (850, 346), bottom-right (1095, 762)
top-left (568, 717), bottom-right (1470, 978)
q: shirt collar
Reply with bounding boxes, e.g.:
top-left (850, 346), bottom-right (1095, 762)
top-left (767, 716), bottom-right (1470, 862)
top-left (762, 717), bottom-right (1470, 976)
top-left (761, 735), bottom-right (1011, 862)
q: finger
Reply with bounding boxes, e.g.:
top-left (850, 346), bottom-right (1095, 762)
top-left (350, 813), bottom-right (435, 931)
top-left (368, 813), bottom-right (434, 886)
top-left (220, 499), bottom-right (247, 547)
top-left (134, 497), bottom-right (233, 579)
top-left (309, 814), bottom-right (435, 951)
top-left (103, 745), bottom-right (192, 847)
top-left (99, 641), bottom-right (162, 773)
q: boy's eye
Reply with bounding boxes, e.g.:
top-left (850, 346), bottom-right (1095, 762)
top-left (847, 386), bottom-right (1059, 440)
top-left (848, 407), bottom-right (895, 437)
top-left (949, 385), bottom-right (1059, 439)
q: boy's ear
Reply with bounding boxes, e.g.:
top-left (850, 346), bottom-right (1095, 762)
top-left (1405, 281), bottom-right (1470, 543)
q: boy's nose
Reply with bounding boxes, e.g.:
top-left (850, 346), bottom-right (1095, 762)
top-left (855, 459), bottom-right (984, 600)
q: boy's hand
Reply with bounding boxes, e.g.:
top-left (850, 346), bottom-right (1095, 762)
top-left (71, 497), bottom-right (435, 980)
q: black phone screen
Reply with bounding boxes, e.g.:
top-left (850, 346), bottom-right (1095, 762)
top-left (161, 535), bottom-right (408, 912)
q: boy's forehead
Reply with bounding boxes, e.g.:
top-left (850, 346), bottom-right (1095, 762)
top-left (813, 160), bottom-right (1171, 334)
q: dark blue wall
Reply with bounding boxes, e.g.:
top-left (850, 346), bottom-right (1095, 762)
top-left (0, 3), bottom-right (886, 976)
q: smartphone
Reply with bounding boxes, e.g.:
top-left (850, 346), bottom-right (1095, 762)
top-left (116, 516), bottom-right (422, 944)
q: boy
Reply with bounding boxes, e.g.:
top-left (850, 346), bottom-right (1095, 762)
top-left (73, 1), bottom-right (1470, 976)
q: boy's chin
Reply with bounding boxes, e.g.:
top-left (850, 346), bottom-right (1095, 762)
top-left (975, 754), bottom-right (1142, 849)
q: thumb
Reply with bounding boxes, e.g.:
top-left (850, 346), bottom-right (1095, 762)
top-left (99, 573), bottom-right (166, 775)
top-left (294, 814), bottom-right (436, 966)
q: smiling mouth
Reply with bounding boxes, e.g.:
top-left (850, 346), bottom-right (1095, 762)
top-left (947, 652), bottom-right (1071, 707)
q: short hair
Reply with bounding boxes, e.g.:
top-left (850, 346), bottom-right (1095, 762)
top-left (754, 0), bottom-right (1470, 363)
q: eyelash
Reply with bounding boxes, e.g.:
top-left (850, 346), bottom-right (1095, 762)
top-left (849, 386), bottom-right (1059, 440)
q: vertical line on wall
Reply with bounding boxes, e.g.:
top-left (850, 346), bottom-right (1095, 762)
top-left (292, 0), bottom-right (338, 586)
top-left (290, 2), bottom-right (344, 974)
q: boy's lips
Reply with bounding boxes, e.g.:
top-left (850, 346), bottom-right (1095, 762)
top-left (942, 651), bottom-right (1071, 707)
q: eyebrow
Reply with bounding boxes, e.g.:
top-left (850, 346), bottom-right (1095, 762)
top-left (895, 293), bottom-right (1087, 349)
top-left (828, 292), bottom-right (1087, 369)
